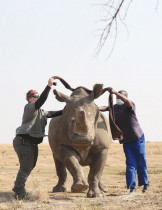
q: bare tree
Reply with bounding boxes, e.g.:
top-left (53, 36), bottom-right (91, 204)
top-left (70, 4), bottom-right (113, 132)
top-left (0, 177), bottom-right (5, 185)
top-left (95, 0), bottom-right (132, 57)
top-left (95, 0), bottom-right (160, 57)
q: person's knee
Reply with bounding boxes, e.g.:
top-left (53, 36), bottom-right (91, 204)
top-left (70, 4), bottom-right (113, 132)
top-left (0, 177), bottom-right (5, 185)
top-left (20, 166), bottom-right (33, 175)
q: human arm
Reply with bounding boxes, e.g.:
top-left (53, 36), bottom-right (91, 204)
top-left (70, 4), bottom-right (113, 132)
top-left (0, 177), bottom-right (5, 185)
top-left (107, 87), bottom-right (133, 108)
top-left (99, 106), bottom-right (110, 112)
top-left (35, 77), bottom-right (55, 110)
top-left (46, 110), bottom-right (63, 118)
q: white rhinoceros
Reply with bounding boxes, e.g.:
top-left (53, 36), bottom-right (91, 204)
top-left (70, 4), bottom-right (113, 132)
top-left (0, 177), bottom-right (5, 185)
top-left (48, 84), bottom-right (112, 198)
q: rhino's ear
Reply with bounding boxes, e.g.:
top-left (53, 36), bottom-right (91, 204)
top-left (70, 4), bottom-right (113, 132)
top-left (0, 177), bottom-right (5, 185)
top-left (53, 89), bottom-right (71, 103)
top-left (91, 84), bottom-right (103, 99)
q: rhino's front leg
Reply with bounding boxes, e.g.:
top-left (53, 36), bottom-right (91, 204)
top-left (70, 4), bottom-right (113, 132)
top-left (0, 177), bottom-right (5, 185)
top-left (87, 148), bottom-right (108, 198)
top-left (60, 145), bottom-right (89, 193)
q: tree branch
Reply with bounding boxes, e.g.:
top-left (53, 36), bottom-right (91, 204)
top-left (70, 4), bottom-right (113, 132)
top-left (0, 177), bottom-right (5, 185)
top-left (95, 0), bottom-right (132, 57)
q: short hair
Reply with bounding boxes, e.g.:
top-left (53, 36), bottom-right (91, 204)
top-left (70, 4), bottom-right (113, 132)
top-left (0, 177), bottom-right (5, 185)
top-left (118, 90), bottom-right (128, 97)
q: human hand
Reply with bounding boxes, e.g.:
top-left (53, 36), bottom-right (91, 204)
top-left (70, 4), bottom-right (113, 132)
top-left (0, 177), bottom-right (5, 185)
top-left (48, 77), bottom-right (55, 87)
top-left (107, 87), bottom-right (116, 94)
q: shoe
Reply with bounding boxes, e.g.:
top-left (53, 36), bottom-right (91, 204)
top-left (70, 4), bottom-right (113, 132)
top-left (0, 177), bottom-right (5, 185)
top-left (12, 186), bottom-right (28, 200)
top-left (142, 184), bottom-right (149, 193)
top-left (130, 186), bottom-right (136, 193)
top-left (14, 192), bottom-right (28, 200)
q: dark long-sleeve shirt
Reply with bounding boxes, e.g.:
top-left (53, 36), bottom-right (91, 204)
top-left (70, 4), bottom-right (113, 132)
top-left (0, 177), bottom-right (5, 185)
top-left (35, 86), bottom-right (51, 110)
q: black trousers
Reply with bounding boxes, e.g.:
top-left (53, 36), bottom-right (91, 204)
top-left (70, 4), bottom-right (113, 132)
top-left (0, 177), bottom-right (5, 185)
top-left (13, 135), bottom-right (38, 190)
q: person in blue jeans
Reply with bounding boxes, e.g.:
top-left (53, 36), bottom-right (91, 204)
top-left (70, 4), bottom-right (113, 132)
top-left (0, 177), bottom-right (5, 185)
top-left (100, 87), bottom-right (149, 193)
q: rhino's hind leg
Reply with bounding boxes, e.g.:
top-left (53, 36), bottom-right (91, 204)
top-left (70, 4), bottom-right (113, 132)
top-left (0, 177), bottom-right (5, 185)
top-left (53, 184), bottom-right (67, 192)
top-left (52, 158), bottom-right (67, 192)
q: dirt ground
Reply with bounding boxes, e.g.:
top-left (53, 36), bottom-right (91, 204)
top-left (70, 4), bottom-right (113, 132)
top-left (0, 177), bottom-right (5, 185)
top-left (0, 142), bottom-right (162, 210)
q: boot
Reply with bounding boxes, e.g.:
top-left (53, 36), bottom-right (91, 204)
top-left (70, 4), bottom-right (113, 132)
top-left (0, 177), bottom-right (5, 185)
top-left (142, 183), bottom-right (149, 193)
top-left (129, 186), bottom-right (136, 193)
top-left (12, 186), bottom-right (27, 200)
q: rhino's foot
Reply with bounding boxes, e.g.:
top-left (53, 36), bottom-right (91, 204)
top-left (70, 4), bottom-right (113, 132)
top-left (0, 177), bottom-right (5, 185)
top-left (71, 181), bottom-right (89, 193)
top-left (52, 185), bottom-right (67, 192)
top-left (99, 182), bottom-right (107, 192)
top-left (87, 189), bottom-right (104, 198)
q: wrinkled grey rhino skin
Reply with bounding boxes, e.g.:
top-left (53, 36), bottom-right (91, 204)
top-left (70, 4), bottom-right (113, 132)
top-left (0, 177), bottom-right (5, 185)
top-left (48, 84), bottom-right (112, 198)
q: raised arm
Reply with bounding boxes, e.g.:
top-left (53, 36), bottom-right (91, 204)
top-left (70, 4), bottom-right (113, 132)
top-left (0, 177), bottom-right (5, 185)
top-left (108, 87), bottom-right (133, 108)
top-left (35, 77), bottom-right (55, 110)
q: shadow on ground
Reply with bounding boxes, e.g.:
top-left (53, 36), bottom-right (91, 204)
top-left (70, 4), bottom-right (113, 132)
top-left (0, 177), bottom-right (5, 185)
top-left (0, 192), bottom-right (14, 202)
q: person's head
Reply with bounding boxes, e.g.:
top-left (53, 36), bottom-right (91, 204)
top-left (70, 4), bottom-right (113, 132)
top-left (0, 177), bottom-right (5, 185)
top-left (118, 90), bottom-right (128, 98)
top-left (26, 90), bottom-right (39, 103)
top-left (116, 90), bottom-right (128, 105)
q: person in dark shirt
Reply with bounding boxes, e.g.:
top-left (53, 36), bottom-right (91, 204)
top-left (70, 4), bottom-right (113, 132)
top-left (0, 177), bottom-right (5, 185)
top-left (100, 87), bottom-right (149, 193)
top-left (12, 77), bottom-right (62, 200)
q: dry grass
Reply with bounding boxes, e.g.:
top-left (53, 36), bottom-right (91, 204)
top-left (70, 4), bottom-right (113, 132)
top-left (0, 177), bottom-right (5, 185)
top-left (0, 142), bottom-right (162, 210)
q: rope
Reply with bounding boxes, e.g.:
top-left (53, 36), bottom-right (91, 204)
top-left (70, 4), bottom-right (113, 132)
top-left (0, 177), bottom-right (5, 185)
top-left (52, 76), bottom-right (123, 140)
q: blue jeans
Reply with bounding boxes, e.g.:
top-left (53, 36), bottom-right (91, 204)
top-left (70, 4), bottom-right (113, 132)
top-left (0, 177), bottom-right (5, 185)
top-left (123, 135), bottom-right (149, 189)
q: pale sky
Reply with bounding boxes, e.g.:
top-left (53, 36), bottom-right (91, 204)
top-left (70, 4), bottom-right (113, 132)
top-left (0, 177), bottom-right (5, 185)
top-left (0, 0), bottom-right (162, 144)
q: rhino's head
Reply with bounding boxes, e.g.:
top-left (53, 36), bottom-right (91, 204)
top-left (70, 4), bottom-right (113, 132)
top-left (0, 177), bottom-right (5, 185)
top-left (54, 84), bottom-right (103, 147)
